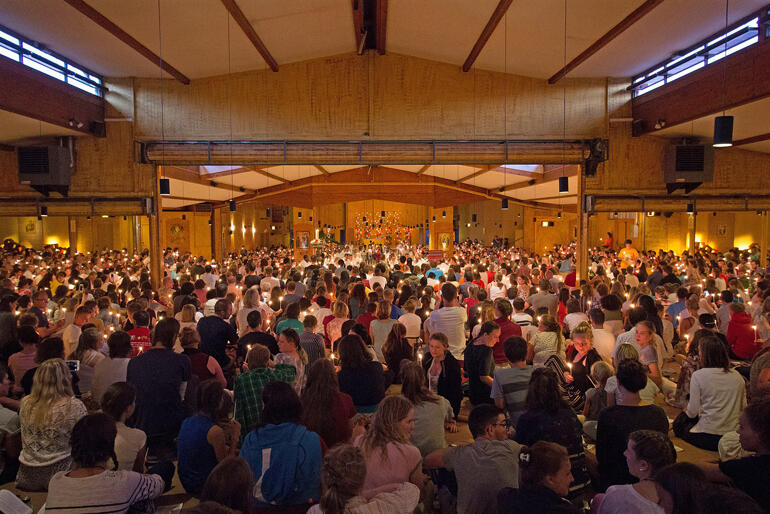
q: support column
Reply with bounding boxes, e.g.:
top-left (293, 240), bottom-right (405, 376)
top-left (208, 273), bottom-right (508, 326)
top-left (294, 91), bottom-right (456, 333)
top-left (212, 208), bottom-right (223, 262)
top-left (131, 215), bottom-right (142, 254)
top-left (67, 216), bottom-right (77, 253)
top-left (148, 166), bottom-right (162, 290)
top-left (688, 213), bottom-right (696, 254)
top-left (761, 211), bottom-right (768, 268)
top-left (576, 168), bottom-right (588, 282)
top-left (638, 212), bottom-right (646, 252)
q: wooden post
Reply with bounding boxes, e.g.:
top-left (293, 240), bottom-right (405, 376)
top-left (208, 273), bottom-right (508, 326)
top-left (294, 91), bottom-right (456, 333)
top-left (576, 168), bottom-right (588, 282)
top-left (212, 208), bottom-right (223, 261)
top-left (148, 166), bottom-right (162, 290)
top-left (67, 216), bottom-right (77, 253)
top-left (761, 211), bottom-right (769, 267)
top-left (688, 213), bottom-right (696, 254)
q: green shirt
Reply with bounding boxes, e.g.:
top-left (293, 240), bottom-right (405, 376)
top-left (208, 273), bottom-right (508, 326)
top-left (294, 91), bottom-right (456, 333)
top-left (275, 318), bottom-right (304, 336)
top-left (233, 364), bottom-right (296, 441)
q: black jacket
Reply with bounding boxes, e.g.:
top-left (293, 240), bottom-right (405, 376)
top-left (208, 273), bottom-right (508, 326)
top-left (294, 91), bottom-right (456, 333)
top-left (422, 352), bottom-right (463, 418)
top-left (498, 485), bottom-right (581, 514)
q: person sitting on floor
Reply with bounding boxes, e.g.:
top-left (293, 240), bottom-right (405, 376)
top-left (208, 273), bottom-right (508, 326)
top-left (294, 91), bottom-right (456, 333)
top-left (43, 413), bottom-right (170, 512)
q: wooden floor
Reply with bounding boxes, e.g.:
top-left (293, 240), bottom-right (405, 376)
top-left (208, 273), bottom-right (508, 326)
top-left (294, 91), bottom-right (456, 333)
top-left (1, 366), bottom-right (719, 512)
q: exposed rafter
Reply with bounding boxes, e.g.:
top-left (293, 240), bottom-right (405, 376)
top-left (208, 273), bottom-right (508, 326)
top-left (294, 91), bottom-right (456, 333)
top-left (547, 0), bottom-right (664, 84)
top-left (220, 0), bottom-right (279, 72)
top-left (462, 0), bottom-right (514, 72)
top-left (457, 167), bottom-right (491, 183)
top-left (415, 164), bottom-right (431, 175)
top-left (313, 165), bottom-right (331, 176)
top-left (376, 0), bottom-right (388, 55)
top-left (734, 132), bottom-right (770, 147)
top-left (61, 0), bottom-right (190, 84)
top-left (498, 165), bottom-right (578, 192)
top-left (254, 168), bottom-right (289, 183)
top-left (162, 166), bottom-right (258, 195)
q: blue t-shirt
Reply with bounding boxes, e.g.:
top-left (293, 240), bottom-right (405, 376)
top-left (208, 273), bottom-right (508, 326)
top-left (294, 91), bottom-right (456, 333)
top-left (177, 415), bottom-right (218, 495)
top-left (427, 268), bottom-right (444, 279)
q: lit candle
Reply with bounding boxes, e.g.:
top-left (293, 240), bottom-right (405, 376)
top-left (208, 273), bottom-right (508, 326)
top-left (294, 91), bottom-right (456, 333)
top-left (753, 325), bottom-right (758, 341)
top-left (418, 352), bottom-right (423, 362)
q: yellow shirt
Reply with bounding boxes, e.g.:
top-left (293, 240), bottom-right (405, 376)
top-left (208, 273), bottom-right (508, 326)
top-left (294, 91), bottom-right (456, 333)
top-left (618, 247), bottom-right (639, 269)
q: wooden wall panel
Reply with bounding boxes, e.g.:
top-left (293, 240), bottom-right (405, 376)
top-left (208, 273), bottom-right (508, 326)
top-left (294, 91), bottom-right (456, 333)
top-left (456, 200), bottom-right (526, 245)
top-left (133, 53), bottom-right (608, 141)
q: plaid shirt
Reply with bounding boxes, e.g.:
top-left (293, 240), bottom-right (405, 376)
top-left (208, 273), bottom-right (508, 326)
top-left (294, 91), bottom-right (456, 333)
top-left (234, 364), bottom-right (296, 440)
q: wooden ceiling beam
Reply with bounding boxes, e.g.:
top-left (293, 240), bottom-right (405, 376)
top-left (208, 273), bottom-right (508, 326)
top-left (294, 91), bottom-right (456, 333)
top-left (633, 37), bottom-right (770, 135)
top-left (733, 132), bottom-right (770, 146)
top-left (462, 0), bottom-right (514, 72)
top-left (548, 0), bottom-right (664, 84)
top-left (62, 0), bottom-right (190, 84)
top-left (162, 166), bottom-right (258, 195)
top-left (254, 168), bottom-right (289, 183)
top-left (352, 0), bottom-right (366, 54)
top-left (220, 0), bottom-right (279, 72)
top-left (376, 0), bottom-right (388, 55)
top-left (313, 165), bottom-right (330, 176)
top-left (456, 167), bottom-right (491, 183)
top-left (415, 164), bottom-right (431, 175)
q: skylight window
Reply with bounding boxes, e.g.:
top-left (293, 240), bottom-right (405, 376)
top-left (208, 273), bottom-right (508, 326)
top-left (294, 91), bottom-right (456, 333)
top-left (630, 8), bottom-right (764, 97)
top-left (0, 24), bottom-right (103, 97)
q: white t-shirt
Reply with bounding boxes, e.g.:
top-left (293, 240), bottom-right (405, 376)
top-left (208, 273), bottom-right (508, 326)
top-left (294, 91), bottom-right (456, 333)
top-left (598, 484), bottom-right (664, 514)
top-left (605, 376), bottom-right (660, 405)
top-left (114, 422), bottom-right (147, 471)
top-left (398, 313), bottom-right (422, 339)
top-left (425, 306), bottom-right (467, 360)
top-left (563, 312), bottom-right (589, 332)
top-left (592, 328), bottom-right (616, 361)
top-left (686, 367), bottom-right (746, 435)
top-left (61, 324), bottom-right (82, 357)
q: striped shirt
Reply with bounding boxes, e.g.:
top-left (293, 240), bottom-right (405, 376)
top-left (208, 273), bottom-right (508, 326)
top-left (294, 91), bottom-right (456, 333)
top-left (42, 469), bottom-right (163, 513)
top-left (490, 366), bottom-right (533, 424)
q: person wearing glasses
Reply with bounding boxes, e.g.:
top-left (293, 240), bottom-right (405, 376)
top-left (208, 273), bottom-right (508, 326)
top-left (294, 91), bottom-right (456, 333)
top-left (424, 404), bottom-right (521, 514)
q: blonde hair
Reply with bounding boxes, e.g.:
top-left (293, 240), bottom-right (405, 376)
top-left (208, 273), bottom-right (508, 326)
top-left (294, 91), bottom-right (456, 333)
top-left (478, 300), bottom-right (496, 324)
top-left (375, 301), bottom-right (391, 320)
top-left (180, 304), bottom-right (197, 323)
top-left (570, 321), bottom-right (594, 343)
top-left (358, 395), bottom-right (413, 464)
top-left (319, 445), bottom-right (366, 514)
top-left (332, 301), bottom-right (349, 319)
top-left (21, 358), bottom-right (73, 426)
top-left (614, 343), bottom-right (639, 368)
top-left (241, 287), bottom-right (259, 309)
top-left (590, 360), bottom-right (614, 386)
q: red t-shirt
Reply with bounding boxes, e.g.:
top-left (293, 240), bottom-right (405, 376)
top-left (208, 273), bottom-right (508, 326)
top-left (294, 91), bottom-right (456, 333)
top-left (355, 312), bottom-right (376, 331)
top-left (127, 327), bottom-right (151, 356)
top-left (492, 317), bottom-right (523, 364)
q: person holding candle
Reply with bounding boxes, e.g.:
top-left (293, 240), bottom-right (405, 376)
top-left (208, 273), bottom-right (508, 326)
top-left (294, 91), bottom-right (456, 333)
top-left (727, 302), bottom-right (761, 361)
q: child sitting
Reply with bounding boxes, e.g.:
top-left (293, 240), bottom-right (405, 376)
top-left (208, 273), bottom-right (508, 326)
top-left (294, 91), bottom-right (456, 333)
top-left (582, 360), bottom-right (613, 440)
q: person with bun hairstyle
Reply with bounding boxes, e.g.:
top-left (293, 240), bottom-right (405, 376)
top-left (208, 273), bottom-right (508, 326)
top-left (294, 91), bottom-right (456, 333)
top-left (497, 441), bottom-right (580, 514)
top-left (594, 430), bottom-right (676, 513)
top-left (307, 444), bottom-right (419, 514)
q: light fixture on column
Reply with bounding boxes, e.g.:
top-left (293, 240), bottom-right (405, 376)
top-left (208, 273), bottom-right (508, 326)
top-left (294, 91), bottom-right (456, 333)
top-left (559, 176), bottom-right (569, 193)
top-left (442, 210), bottom-right (446, 218)
top-left (381, 210), bottom-right (385, 217)
top-left (40, 205), bottom-right (48, 217)
top-left (501, 198), bottom-right (508, 210)
top-left (159, 178), bottom-right (170, 196)
top-left (266, 208), bottom-right (271, 217)
top-left (557, 211), bottom-right (562, 219)
top-left (297, 211), bottom-right (302, 219)
top-left (229, 199), bottom-right (236, 212)
top-left (687, 203), bottom-right (695, 214)
top-left (309, 216), bottom-right (313, 222)
top-left (432, 216), bottom-right (436, 223)
top-left (472, 214), bottom-right (477, 222)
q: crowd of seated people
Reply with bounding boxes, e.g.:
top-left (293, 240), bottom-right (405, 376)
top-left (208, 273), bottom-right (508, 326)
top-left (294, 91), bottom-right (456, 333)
top-left (0, 238), bottom-right (766, 513)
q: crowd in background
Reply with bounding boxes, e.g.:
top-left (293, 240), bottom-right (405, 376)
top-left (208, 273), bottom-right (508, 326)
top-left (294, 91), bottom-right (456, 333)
top-left (0, 235), bottom-right (767, 513)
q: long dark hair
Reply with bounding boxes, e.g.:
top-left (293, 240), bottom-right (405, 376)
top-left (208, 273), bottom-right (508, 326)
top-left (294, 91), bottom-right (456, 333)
top-left (338, 334), bottom-right (372, 369)
top-left (400, 361), bottom-right (439, 405)
top-left (525, 367), bottom-right (568, 413)
top-left (301, 359), bottom-right (341, 446)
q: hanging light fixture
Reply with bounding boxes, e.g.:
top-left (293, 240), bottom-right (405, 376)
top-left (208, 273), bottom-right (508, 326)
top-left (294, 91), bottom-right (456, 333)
top-left (501, 198), bottom-right (509, 210)
top-left (159, 178), bottom-right (170, 196)
top-left (229, 199), bottom-right (236, 212)
top-left (559, 0), bottom-right (569, 194)
top-left (40, 205), bottom-right (48, 217)
top-left (713, 0), bottom-right (733, 147)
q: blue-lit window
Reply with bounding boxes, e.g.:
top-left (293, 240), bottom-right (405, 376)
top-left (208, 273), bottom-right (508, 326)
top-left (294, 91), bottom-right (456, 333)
top-left (0, 25), bottom-right (103, 97)
top-left (631, 12), bottom-right (763, 97)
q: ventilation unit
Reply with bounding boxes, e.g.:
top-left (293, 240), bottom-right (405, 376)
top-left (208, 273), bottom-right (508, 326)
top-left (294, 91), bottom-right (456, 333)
top-left (18, 143), bottom-right (73, 196)
top-left (664, 140), bottom-right (714, 194)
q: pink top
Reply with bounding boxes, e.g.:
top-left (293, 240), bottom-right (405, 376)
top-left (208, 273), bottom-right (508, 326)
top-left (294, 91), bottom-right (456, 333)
top-left (355, 438), bottom-right (422, 495)
top-left (9, 349), bottom-right (37, 394)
